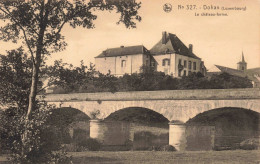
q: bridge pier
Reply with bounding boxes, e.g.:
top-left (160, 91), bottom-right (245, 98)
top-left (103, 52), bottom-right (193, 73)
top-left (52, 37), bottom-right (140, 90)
top-left (89, 120), bottom-right (105, 142)
top-left (89, 120), bottom-right (131, 146)
top-left (169, 121), bottom-right (186, 151)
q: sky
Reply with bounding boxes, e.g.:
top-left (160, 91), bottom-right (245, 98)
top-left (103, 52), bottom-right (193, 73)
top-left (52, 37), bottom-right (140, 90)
top-left (0, 0), bottom-right (259, 70)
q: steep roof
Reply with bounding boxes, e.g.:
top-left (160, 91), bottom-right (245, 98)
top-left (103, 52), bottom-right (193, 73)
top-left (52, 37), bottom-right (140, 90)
top-left (150, 32), bottom-right (200, 59)
top-left (215, 65), bottom-right (260, 82)
top-left (245, 68), bottom-right (260, 82)
top-left (215, 65), bottom-right (247, 77)
top-left (95, 45), bottom-right (149, 58)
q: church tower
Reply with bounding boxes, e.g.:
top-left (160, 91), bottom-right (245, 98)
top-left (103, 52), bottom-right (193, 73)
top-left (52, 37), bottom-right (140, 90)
top-left (237, 52), bottom-right (247, 71)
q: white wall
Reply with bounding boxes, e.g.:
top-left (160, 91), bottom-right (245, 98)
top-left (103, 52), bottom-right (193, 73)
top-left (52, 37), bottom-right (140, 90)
top-left (95, 54), bottom-right (147, 76)
top-left (153, 53), bottom-right (176, 76)
top-left (95, 57), bottom-right (116, 74)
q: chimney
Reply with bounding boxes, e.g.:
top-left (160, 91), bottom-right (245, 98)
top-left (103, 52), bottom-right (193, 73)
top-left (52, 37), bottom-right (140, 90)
top-left (189, 44), bottom-right (193, 53)
top-left (120, 45), bottom-right (124, 48)
top-left (162, 31), bottom-right (167, 44)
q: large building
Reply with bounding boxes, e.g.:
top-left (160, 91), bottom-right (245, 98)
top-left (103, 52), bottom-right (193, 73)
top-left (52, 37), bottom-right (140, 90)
top-left (95, 45), bottom-right (151, 76)
top-left (208, 53), bottom-right (260, 88)
top-left (95, 32), bottom-right (207, 77)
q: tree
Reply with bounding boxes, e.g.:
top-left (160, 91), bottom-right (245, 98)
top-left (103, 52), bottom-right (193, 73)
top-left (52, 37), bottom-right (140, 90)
top-left (0, 0), bottom-right (141, 162)
top-left (209, 72), bottom-right (252, 89)
top-left (46, 59), bottom-right (98, 93)
top-left (0, 0), bottom-right (141, 119)
top-left (0, 48), bottom-right (70, 163)
top-left (0, 47), bottom-right (31, 110)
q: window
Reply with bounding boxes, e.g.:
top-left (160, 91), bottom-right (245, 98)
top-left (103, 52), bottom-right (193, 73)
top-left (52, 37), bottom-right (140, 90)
top-left (184, 60), bottom-right (187, 68)
top-left (188, 71), bottom-right (191, 75)
top-left (193, 62), bottom-right (196, 70)
top-left (188, 61), bottom-right (192, 69)
top-left (178, 69), bottom-right (182, 77)
top-left (179, 59), bottom-right (182, 64)
top-left (121, 60), bottom-right (126, 67)
top-left (162, 58), bottom-right (170, 66)
top-left (183, 70), bottom-right (187, 76)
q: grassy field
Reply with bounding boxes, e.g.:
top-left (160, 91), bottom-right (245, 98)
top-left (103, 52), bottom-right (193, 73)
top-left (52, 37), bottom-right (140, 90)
top-left (1, 150), bottom-right (259, 164)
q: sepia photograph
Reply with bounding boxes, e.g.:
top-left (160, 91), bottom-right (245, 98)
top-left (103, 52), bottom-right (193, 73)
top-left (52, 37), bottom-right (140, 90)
top-left (0, 0), bottom-right (259, 163)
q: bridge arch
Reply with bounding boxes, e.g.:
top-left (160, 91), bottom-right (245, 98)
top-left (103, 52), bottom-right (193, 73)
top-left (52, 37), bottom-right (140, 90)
top-left (49, 99), bottom-right (259, 123)
top-left (187, 107), bottom-right (260, 124)
top-left (104, 107), bottom-right (169, 125)
top-left (185, 107), bottom-right (260, 150)
top-left (48, 107), bottom-right (90, 124)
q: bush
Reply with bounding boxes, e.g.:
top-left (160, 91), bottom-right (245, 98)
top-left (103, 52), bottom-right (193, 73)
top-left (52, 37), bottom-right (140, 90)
top-left (0, 104), bottom-right (71, 163)
top-left (159, 145), bottom-right (177, 151)
top-left (240, 138), bottom-right (259, 150)
top-left (146, 145), bottom-right (176, 151)
top-left (75, 138), bottom-right (101, 151)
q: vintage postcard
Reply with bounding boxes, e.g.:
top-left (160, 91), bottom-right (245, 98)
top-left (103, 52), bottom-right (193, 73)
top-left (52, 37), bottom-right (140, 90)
top-left (0, 0), bottom-right (259, 163)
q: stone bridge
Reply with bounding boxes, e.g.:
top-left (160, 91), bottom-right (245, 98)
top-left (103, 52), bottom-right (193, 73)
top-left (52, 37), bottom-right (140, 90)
top-left (40, 88), bottom-right (260, 122)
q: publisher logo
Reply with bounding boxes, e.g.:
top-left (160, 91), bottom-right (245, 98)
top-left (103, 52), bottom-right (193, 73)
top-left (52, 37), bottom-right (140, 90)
top-left (163, 3), bottom-right (172, 13)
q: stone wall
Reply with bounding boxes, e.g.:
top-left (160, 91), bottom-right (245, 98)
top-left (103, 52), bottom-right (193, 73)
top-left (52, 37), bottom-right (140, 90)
top-left (41, 88), bottom-right (260, 102)
top-left (41, 89), bottom-right (260, 122)
top-left (47, 99), bottom-right (260, 122)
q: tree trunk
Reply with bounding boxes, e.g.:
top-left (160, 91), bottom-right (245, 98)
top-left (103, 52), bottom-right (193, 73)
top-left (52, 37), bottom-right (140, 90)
top-left (26, 25), bottom-right (45, 119)
top-left (23, 26), bottom-right (45, 156)
top-left (26, 62), bottom-right (39, 119)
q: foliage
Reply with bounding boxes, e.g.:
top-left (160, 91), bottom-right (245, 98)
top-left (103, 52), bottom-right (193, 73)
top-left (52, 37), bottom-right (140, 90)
top-left (76, 138), bottom-right (101, 151)
top-left (48, 62), bottom-right (253, 94)
top-left (209, 72), bottom-right (253, 89)
top-left (63, 138), bottom-right (101, 152)
top-left (0, 0), bottom-right (142, 117)
top-left (0, 48), bottom-right (31, 109)
top-left (159, 145), bottom-right (177, 151)
top-left (240, 138), bottom-right (259, 150)
top-left (89, 109), bottom-right (101, 119)
top-left (0, 49), bottom-right (71, 163)
top-left (0, 104), bottom-right (71, 163)
top-left (0, 1), bottom-right (142, 162)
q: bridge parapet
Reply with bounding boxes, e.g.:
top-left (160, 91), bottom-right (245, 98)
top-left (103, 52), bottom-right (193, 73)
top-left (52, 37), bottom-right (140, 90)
top-left (39, 88), bottom-right (260, 102)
